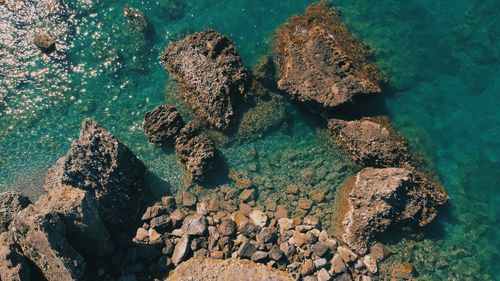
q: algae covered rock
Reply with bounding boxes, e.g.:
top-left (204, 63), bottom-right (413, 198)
top-left (143, 104), bottom-right (185, 144)
top-left (335, 167), bottom-right (448, 254)
top-left (163, 30), bottom-right (249, 130)
top-left (0, 191), bottom-right (31, 232)
top-left (328, 117), bottom-right (411, 168)
top-left (44, 118), bottom-right (147, 227)
top-left (275, 2), bottom-right (382, 109)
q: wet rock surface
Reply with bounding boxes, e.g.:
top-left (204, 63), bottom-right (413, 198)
top-left (275, 2), bottom-right (382, 109)
top-left (166, 257), bottom-right (294, 281)
top-left (335, 167), bottom-right (448, 254)
top-left (143, 105), bottom-right (185, 144)
top-left (328, 117), bottom-right (411, 168)
top-left (44, 118), bottom-right (147, 227)
top-left (0, 191), bottom-right (31, 232)
top-left (33, 34), bottom-right (56, 53)
top-left (163, 30), bottom-right (249, 130)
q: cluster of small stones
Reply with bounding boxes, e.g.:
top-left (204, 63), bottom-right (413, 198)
top-left (132, 187), bottom-right (384, 281)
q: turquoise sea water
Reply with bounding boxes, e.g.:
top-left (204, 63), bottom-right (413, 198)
top-left (0, 0), bottom-right (499, 279)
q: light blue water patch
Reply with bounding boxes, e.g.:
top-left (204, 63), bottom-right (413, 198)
top-left (0, 0), bottom-right (499, 279)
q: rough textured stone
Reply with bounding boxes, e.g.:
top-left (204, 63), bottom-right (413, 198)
top-left (336, 168), bottom-right (447, 254)
top-left (238, 242), bottom-right (256, 259)
top-left (275, 2), bottom-right (381, 109)
top-left (44, 118), bottom-right (147, 227)
top-left (317, 268), bottom-right (332, 281)
top-left (175, 123), bottom-right (217, 183)
top-left (0, 191), bottom-right (31, 232)
top-left (33, 34), bottom-right (56, 53)
top-left (182, 214), bottom-right (208, 236)
top-left (35, 185), bottom-right (111, 257)
top-left (331, 253), bottom-right (346, 274)
top-left (143, 105), bottom-right (185, 143)
top-left (10, 206), bottom-right (85, 281)
top-left (166, 257), bottom-right (294, 281)
top-left (163, 30), bottom-right (249, 130)
top-left (251, 250), bottom-right (268, 262)
top-left (328, 117), bottom-right (411, 168)
top-left (172, 234), bottom-right (190, 265)
top-left (0, 232), bottom-right (31, 281)
top-left (249, 210), bottom-right (268, 227)
top-left (218, 219), bottom-right (236, 237)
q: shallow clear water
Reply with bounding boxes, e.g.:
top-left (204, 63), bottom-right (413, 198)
top-left (0, 0), bottom-right (499, 279)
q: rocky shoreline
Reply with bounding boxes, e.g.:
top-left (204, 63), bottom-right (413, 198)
top-left (0, 2), bottom-right (447, 281)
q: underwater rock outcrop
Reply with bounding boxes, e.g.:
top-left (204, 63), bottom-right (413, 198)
top-left (275, 2), bottom-right (382, 109)
top-left (162, 30), bottom-right (250, 131)
top-left (336, 167), bottom-right (448, 254)
top-left (328, 117), bottom-right (411, 168)
top-left (33, 34), bottom-right (56, 53)
top-left (0, 191), bottom-right (31, 232)
top-left (44, 118), bottom-right (147, 227)
top-left (143, 105), bottom-right (185, 144)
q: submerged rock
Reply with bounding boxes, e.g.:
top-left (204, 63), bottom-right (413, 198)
top-left (335, 167), bottom-right (448, 254)
top-left (44, 118), bottom-right (147, 227)
top-left (175, 122), bottom-right (217, 183)
top-left (275, 2), bottom-right (381, 109)
top-left (143, 105), bottom-right (185, 144)
top-left (33, 34), bottom-right (56, 53)
top-left (123, 5), bottom-right (148, 33)
top-left (0, 191), bottom-right (31, 232)
top-left (10, 206), bottom-right (85, 281)
top-left (166, 257), bottom-right (294, 281)
top-left (328, 117), bottom-right (411, 168)
top-left (163, 30), bottom-right (249, 130)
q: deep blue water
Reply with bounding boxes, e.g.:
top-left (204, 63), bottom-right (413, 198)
top-left (0, 0), bottom-right (499, 279)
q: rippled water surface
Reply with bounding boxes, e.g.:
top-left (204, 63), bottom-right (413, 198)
top-left (1, 0), bottom-right (499, 279)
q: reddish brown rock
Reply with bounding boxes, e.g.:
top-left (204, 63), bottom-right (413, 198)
top-left (44, 118), bottom-right (147, 227)
top-left (275, 2), bottom-right (381, 109)
top-left (163, 30), bottom-right (249, 130)
top-left (328, 117), bottom-right (411, 168)
top-left (0, 232), bottom-right (31, 281)
top-left (0, 191), bottom-right (31, 232)
top-left (335, 168), bottom-right (448, 254)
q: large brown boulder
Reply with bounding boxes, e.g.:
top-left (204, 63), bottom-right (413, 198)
top-left (143, 105), bottom-right (185, 144)
top-left (162, 30), bottom-right (249, 131)
top-left (44, 118), bottom-right (147, 227)
top-left (275, 2), bottom-right (382, 109)
top-left (174, 122), bottom-right (217, 184)
top-left (335, 168), bottom-right (448, 254)
top-left (328, 117), bottom-right (411, 168)
top-left (0, 232), bottom-right (31, 281)
top-left (166, 257), bottom-right (294, 281)
top-left (0, 191), bottom-right (31, 232)
top-left (34, 185), bottom-right (112, 257)
top-left (10, 206), bottom-right (85, 281)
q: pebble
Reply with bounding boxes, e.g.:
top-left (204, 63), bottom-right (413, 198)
top-left (256, 227), bottom-right (276, 244)
top-left (172, 234), bottom-right (190, 265)
top-left (304, 276), bottom-right (317, 281)
top-left (298, 198), bottom-right (313, 210)
top-left (218, 219), bottom-right (236, 237)
top-left (291, 231), bottom-right (306, 247)
top-left (310, 190), bottom-right (325, 203)
top-left (249, 210), bottom-right (268, 227)
top-left (182, 214), bottom-right (208, 236)
top-left (269, 245), bottom-right (284, 261)
top-left (251, 250), bottom-right (268, 262)
top-left (331, 253), bottom-right (347, 274)
top-left (231, 212), bottom-right (248, 228)
top-left (150, 214), bottom-right (172, 230)
top-left (238, 242), bottom-right (256, 259)
top-left (300, 259), bottom-right (315, 276)
top-left (274, 205), bottom-right (288, 219)
top-left (278, 218), bottom-right (294, 233)
top-left (280, 242), bottom-right (296, 259)
top-left (142, 206), bottom-right (165, 221)
top-left (148, 228), bottom-right (162, 243)
top-left (134, 227), bottom-right (148, 242)
top-left (304, 216), bottom-right (320, 227)
top-left (311, 243), bottom-right (329, 257)
top-left (314, 258), bottom-right (328, 269)
top-left (337, 246), bottom-right (358, 263)
top-left (239, 189), bottom-right (255, 202)
top-left (317, 268), bottom-right (332, 281)
top-left (170, 209), bottom-right (185, 228)
top-left (182, 190), bottom-right (197, 207)
top-left (296, 225), bottom-right (313, 233)
top-left (196, 201), bottom-right (209, 215)
top-left (362, 255), bottom-right (378, 273)
top-left (211, 250), bottom-right (224, 259)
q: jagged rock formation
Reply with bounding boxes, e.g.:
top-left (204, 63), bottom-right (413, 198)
top-left (336, 167), bottom-right (448, 254)
top-left (275, 2), bottom-right (382, 109)
top-left (143, 105), bottom-right (185, 144)
top-left (0, 191), bottom-right (31, 232)
top-left (328, 117), bottom-right (411, 168)
top-left (174, 122), bottom-right (217, 184)
top-left (0, 232), bottom-right (32, 281)
top-left (44, 118), bottom-right (147, 227)
top-left (166, 257), bottom-right (294, 281)
top-left (163, 30), bottom-right (249, 130)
